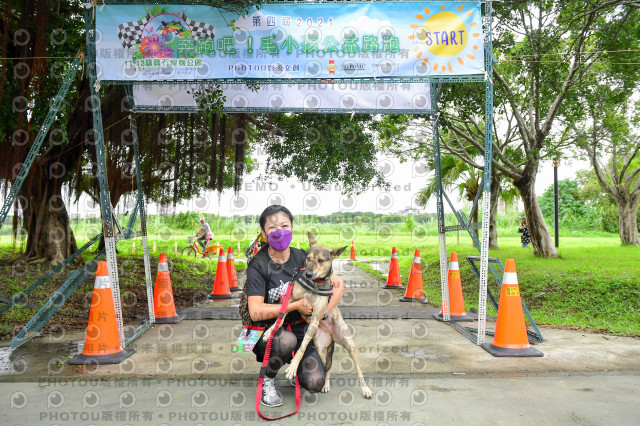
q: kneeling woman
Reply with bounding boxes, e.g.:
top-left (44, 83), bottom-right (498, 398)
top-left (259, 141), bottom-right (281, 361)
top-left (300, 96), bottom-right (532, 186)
top-left (246, 205), bottom-right (345, 407)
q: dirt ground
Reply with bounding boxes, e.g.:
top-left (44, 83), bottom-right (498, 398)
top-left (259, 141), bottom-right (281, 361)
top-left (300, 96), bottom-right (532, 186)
top-left (0, 253), bottom-right (221, 340)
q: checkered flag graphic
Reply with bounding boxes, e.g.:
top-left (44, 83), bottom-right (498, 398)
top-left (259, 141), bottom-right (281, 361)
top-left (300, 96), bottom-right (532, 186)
top-left (181, 10), bottom-right (216, 40)
top-left (268, 281), bottom-right (290, 304)
top-left (117, 11), bottom-right (151, 49)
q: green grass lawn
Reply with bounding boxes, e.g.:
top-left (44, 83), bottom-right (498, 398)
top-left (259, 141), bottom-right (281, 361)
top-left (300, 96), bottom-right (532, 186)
top-left (1, 232), bottom-right (638, 338)
top-left (354, 236), bottom-right (640, 337)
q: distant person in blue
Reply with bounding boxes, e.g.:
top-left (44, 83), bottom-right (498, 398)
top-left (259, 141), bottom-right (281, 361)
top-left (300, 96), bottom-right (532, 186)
top-left (518, 217), bottom-right (531, 248)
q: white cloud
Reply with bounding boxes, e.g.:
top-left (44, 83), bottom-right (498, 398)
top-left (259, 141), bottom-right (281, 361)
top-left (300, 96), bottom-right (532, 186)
top-left (346, 16), bottom-right (394, 33)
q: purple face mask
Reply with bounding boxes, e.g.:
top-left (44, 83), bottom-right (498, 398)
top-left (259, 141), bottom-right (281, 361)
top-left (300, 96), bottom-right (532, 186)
top-left (267, 229), bottom-right (293, 251)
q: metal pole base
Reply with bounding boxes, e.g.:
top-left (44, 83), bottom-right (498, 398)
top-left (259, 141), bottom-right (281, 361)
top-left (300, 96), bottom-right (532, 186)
top-left (399, 296), bottom-right (428, 304)
top-left (68, 348), bottom-right (136, 365)
top-left (154, 314), bottom-right (185, 324)
top-left (433, 312), bottom-right (474, 322)
top-left (480, 343), bottom-right (543, 357)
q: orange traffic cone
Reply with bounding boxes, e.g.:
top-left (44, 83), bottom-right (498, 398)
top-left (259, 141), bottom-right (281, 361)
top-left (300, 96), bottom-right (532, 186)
top-left (209, 248), bottom-right (233, 300)
top-left (153, 253), bottom-right (183, 324)
top-left (350, 241), bottom-right (357, 260)
top-left (227, 247), bottom-right (241, 292)
top-left (384, 247), bottom-right (403, 289)
top-left (253, 243), bottom-right (259, 256)
top-left (399, 250), bottom-right (428, 304)
top-left (69, 261), bottom-right (135, 365)
top-left (434, 252), bottom-right (473, 321)
top-left (481, 259), bottom-right (543, 357)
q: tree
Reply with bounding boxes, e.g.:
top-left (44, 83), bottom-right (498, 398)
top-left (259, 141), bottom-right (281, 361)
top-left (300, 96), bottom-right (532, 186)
top-left (436, 1), bottom-right (640, 257)
top-left (569, 13), bottom-right (640, 245)
top-left (414, 154), bottom-right (481, 245)
top-left (249, 113), bottom-right (386, 194)
top-left (539, 179), bottom-right (588, 220)
top-left (0, 0), bottom-right (86, 263)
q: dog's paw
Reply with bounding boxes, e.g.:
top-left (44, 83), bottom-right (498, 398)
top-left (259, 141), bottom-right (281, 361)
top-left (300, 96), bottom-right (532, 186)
top-left (285, 363), bottom-right (298, 380)
top-left (321, 382), bottom-right (330, 393)
top-left (362, 385), bottom-right (373, 399)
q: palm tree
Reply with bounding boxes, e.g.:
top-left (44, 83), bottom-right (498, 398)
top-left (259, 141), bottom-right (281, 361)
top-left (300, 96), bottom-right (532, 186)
top-left (417, 154), bottom-right (519, 249)
top-left (416, 155), bottom-right (482, 246)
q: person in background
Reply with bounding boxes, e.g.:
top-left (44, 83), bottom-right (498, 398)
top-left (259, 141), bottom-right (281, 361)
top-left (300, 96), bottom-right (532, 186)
top-left (196, 217), bottom-right (213, 255)
top-left (518, 217), bottom-right (531, 248)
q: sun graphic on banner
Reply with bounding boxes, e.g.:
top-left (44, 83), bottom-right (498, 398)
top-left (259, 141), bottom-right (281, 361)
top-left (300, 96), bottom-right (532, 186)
top-left (408, 4), bottom-right (481, 72)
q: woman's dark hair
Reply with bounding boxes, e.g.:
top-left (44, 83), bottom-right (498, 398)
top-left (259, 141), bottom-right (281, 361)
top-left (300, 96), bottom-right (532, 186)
top-left (259, 205), bottom-right (294, 231)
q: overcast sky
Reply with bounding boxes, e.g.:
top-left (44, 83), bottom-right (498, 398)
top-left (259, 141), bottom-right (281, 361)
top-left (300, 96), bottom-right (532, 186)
top-left (141, 149), bottom-right (590, 218)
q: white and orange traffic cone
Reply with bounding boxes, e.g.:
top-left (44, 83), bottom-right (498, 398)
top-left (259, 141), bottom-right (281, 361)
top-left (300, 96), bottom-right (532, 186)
top-left (434, 252), bottom-right (473, 321)
top-left (209, 248), bottom-right (233, 300)
top-left (69, 261), bottom-right (135, 365)
top-left (481, 259), bottom-right (543, 357)
top-left (399, 250), bottom-right (427, 304)
top-left (350, 241), bottom-right (357, 260)
top-left (384, 247), bottom-right (403, 289)
top-left (227, 247), bottom-right (241, 292)
top-left (153, 253), bottom-right (183, 324)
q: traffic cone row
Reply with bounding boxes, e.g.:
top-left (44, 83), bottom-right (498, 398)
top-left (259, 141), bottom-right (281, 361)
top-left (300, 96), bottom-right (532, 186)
top-left (209, 247), bottom-right (241, 300)
top-left (433, 252), bottom-right (473, 321)
top-left (481, 259), bottom-right (542, 357)
top-left (70, 246), bottom-right (244, 365)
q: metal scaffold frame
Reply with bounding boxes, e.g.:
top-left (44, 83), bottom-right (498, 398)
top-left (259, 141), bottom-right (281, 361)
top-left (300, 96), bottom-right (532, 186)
top-left (1, 0), bottom-right (514, 351)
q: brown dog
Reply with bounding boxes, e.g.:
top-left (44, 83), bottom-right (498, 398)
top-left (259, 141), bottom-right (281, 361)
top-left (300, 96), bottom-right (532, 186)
top-left (262, 233), bottom-right (373, 398)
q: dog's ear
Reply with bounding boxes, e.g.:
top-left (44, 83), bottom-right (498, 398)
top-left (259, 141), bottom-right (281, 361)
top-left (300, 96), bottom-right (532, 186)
top-left (308, 232), bottom-right (317, 246)
top-left (331, 246), bottom-right (348, 258)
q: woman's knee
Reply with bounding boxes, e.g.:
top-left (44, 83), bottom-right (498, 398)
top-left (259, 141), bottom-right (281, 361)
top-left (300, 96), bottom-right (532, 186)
top-left (298, 356), bottom-right (325, 393)
top-left (272, 330), bottom-right (297, 355)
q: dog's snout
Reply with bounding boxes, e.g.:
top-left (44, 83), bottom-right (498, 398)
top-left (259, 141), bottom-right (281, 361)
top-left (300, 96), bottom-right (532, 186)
top-left (305, 270), bottom-right (313, 278)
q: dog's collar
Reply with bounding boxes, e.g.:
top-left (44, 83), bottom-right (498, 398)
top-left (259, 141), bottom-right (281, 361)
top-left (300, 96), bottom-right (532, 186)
top-left (293, 268), bottom-right (333, 296)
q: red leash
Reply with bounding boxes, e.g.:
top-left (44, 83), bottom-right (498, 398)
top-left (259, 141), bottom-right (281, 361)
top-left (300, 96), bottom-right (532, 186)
top-left (256, 282), bottom-right (301, 421)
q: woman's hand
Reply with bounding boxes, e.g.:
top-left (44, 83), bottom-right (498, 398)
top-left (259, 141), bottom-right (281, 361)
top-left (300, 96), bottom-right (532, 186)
top-left (289, 299), bottom-right (313, 316)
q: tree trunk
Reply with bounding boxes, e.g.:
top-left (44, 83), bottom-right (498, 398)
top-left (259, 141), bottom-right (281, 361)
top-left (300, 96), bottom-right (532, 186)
top-left (20, 178), bottom-right (78, 265)
top-left (618, 200), bottom-right (640, 245)
top-left (471, 204), bottom-right (479, 248)
top-left (489, 176), bottom-right (500, 250)
top-left (516, 178), bottom-right (558, 258)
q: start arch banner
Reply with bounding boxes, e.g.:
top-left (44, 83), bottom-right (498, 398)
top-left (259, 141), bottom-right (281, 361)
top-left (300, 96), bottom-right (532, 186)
top-left (95, 2), bottom-right (484, 83)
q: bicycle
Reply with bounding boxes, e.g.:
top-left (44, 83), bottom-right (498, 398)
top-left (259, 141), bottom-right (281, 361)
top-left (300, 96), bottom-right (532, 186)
top-left (182, 236), bottom-right (223, 259)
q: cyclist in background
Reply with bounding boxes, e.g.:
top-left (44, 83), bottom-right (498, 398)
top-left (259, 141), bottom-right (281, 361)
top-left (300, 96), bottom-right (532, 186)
top-left (196, 217), bottom-right (213, 254)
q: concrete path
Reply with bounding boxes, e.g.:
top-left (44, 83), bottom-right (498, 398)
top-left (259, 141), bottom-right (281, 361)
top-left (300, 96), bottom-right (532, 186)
top-left (2, 373), bottom-right (639, 425)
top-left (1, 259), bottom-right (639, 425)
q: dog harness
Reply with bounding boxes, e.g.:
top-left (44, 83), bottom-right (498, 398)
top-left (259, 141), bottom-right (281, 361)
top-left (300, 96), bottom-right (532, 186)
top-left (292, 267), bottom-right (334, 296)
